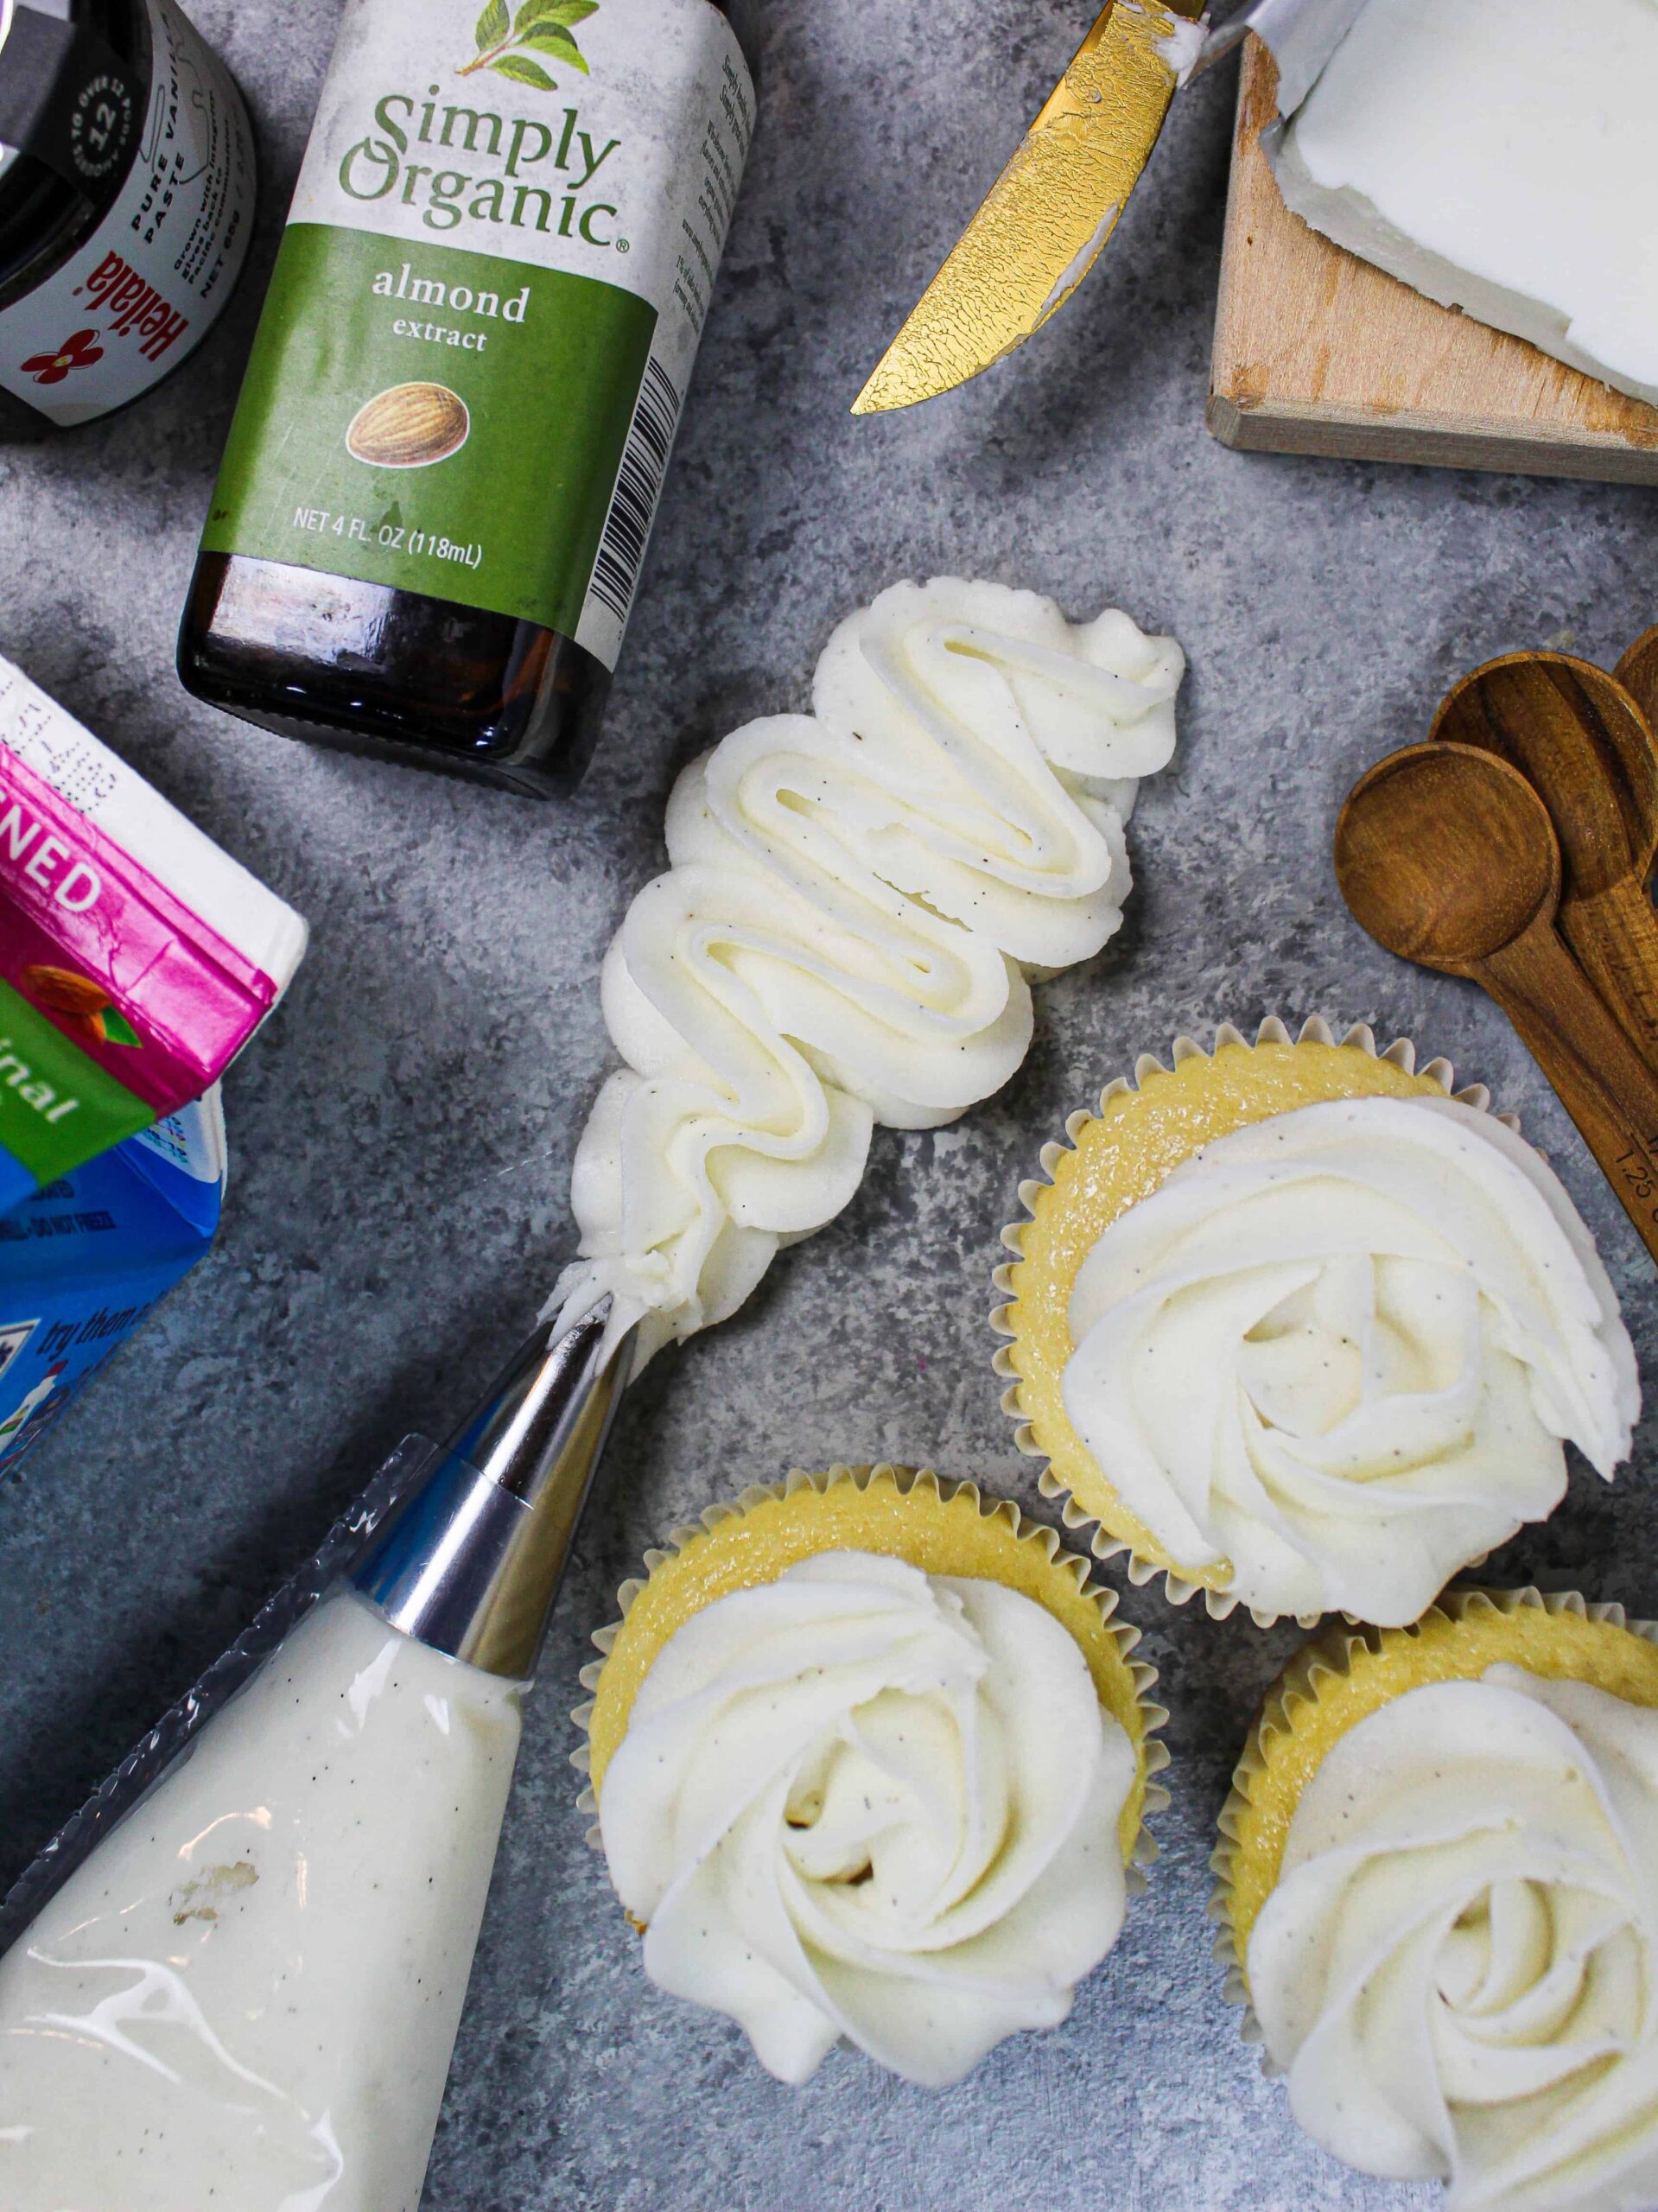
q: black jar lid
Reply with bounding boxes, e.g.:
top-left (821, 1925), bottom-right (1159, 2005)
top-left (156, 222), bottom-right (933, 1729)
top-left (0, 0), bottom-right (143, 200)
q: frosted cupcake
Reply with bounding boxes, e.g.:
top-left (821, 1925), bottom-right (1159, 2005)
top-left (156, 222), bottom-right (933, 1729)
top-left (1214, 1590), bottom-right (1658, 2212)
top-left (994, 1018), bottom-right (1637, 1626)
top-left (574, 1465), bottom-right (1167, 2086)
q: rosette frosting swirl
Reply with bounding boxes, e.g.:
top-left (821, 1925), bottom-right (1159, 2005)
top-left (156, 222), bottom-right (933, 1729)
top-left (1063, 1095), bottom-right (1636, 1624)
top-left (1249, 1666), bottom-right (1658, 2212)
top-left (556, 578), bottom-right (1183, 1364)
top-left (596, 1550), bottom-right (1136, 2085)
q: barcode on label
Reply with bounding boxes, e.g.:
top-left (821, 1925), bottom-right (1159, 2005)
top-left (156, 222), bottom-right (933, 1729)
top-left (588, 357), bottom-right (683, 626)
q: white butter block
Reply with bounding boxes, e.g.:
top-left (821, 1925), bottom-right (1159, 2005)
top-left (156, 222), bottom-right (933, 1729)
top-left (1270, 0), bottom-right (1658, 410)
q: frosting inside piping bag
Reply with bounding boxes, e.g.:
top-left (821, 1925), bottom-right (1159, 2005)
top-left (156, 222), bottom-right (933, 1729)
top-left (552, 578), bottom-right (1184, 1370)
top-left (0, 1591), bottom-right (521, 2211)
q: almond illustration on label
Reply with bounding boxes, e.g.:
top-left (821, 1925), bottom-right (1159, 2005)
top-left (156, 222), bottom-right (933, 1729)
top-left (346, 382), bottom-right (470, 468)
top-left (19, 965), bottom-right (141, 1048)
top-left (23, 965), bottom-right (107, 1018)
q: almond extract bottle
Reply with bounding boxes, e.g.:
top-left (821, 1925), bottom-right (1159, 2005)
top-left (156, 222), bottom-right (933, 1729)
top-left (177, 0), bottom-right (754, 798)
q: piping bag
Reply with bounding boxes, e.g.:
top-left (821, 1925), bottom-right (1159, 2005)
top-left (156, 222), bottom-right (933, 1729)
top-left (0, 1298), bottom-right (635, 2210)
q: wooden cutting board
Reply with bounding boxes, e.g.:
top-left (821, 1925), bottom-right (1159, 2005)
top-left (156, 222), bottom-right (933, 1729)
top-left (1208, 38), bottom-right (1658, 485)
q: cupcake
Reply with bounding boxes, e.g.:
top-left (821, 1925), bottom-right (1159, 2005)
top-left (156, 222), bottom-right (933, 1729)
top-left (994, 1017), bottom-right (1637, 1627)
top-left (1214, 1589), bottom-right (1658, 2212)
top-left (573, 1464), bottom-right (1167, 2086)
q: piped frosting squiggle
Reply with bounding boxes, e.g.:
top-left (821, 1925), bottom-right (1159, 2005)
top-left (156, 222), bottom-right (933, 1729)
top-left (555, 579), bottom-right (1183, 1364)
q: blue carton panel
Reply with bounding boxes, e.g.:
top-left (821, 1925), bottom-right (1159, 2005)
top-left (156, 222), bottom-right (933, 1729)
top-left (0, 1094), bottom-right (225, 1471)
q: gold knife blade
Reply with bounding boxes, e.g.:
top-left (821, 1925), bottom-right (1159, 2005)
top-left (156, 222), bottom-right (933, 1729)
top-left (853, 0), bottom-right (1206, 415)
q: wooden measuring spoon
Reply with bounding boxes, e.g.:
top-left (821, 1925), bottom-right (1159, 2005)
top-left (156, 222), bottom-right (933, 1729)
top-left (1617, 623), bottom-right (1658, 734)
top-left (1429, 652), bottom-right (1658, 1069)
top-left (1336, 741), bottom-right (1658, 1263)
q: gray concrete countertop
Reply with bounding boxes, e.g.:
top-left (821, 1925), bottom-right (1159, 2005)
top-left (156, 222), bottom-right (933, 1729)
top-left (3, 3), bottom-right (1656, 2206)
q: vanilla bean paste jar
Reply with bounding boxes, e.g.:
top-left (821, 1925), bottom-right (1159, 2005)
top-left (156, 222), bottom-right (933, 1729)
top-left (0, 0), bottom-right (254, 427)
top-left (178, 0), bottom-right (757, 798)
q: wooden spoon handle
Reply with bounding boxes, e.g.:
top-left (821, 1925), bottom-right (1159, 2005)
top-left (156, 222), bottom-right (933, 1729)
top-left (1482, 918), bottom-right (1658, 1262)
top-left (1560, 879), bottom-right (1658, 1074)
top-left (1616, 626), bottom-right (1658, 728)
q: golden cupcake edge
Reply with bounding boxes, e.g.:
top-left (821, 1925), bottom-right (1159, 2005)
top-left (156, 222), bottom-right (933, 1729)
top-left (570, 1461), bottom-right (1171, 1880)
top-left (1210, 1585), bottom-right (1658, 2055)
top-left (990, 1013), bottom-right (1507, 1628)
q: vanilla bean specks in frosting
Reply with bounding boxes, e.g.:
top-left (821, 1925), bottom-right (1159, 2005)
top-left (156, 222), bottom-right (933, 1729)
top-left (596, 1552), bottom-right (1137, 2085)
top-left (552, 579), bottom-right (1184, 1367)
top-left (1064, 1096), bottom-right (1637, 1624)
top-left (1249, 1667), bottom-right (1658, 2212)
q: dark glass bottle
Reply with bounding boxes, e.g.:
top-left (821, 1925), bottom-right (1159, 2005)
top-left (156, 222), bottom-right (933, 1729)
top-left (178, 0), bottom-right (756, 800)
top-left (0, 0), bottom-right (253, 431)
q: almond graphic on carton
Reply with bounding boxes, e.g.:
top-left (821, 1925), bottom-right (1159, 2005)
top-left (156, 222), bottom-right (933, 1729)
top-left (22, 964), bottom-right (106, 1017)
top-left (346, 382), bottom-right (470, 468)
top-left (18, 965), bottom-right (140, 1048)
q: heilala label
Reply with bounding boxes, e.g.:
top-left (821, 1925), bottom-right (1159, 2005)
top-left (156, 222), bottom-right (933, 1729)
top-left (200, 0), bottom-right (753, 671)
top-left (0, 0), bottom-right (255, 425)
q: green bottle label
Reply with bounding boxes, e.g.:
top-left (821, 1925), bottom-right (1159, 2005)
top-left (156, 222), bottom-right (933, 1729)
top-left (199, 0), bottom-right (753, 670)
top-left (201, 227), bottom-right (656, 642)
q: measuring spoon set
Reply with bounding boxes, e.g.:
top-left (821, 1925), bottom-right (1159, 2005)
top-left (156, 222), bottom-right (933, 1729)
top-left (1336, 628), bottom-right (1658, 1263)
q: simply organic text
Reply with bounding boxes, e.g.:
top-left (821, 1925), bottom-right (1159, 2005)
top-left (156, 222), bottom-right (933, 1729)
top-left (340, 87), bottom-right (620, 239)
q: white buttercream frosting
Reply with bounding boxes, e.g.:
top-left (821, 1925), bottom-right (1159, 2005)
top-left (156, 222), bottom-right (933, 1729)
top-left (596, 1549), bottom-right (1137, 2085)
top-left (1249, 1664), bottom-right (1658, 2212)
top-left (554, 578), bottom-right (1183, 1366)
top-left (1063, 1095), bottom-right (1636, 1624)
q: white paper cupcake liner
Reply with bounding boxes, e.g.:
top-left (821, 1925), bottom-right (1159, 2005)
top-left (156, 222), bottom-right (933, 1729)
top-left (991, 1013), bottom-right (1512, 1630)
top-left (1208, 1584), bottom-right (1658, 2065)
top-left (569, 1461), bottom-right (1172, 1888)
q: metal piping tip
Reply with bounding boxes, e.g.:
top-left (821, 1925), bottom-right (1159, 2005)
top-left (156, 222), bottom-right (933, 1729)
top-left (350, 1298), bottom-right (638, 1682)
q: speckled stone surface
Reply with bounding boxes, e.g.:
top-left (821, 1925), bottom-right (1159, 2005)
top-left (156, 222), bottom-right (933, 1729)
top-left (2, 2), bottom-right (1657, 2205)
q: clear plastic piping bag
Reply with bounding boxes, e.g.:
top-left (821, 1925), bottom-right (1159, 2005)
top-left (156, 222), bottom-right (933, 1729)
top-left (0, 1432), bottom-right (439, 1952)
top-left (0, 1301), bottom-right (632, 2211)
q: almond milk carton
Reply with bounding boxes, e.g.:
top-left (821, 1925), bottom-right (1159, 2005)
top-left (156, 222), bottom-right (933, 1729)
top-left (0, 654), bottom-right (307, 1207)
